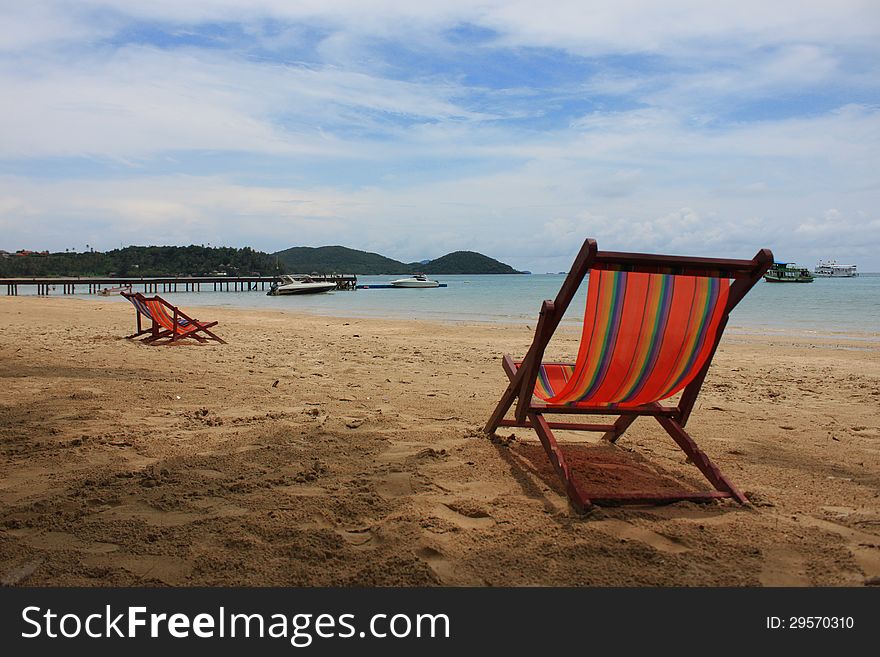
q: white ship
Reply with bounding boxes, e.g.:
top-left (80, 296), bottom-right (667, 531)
top-left (814, 260), bottom-right (858, 277)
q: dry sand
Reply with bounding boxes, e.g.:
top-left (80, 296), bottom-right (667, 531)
top-left (1, 295), bottom-right (878, 586)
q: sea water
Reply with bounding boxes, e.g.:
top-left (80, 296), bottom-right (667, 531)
top-left (87, 272), bottom-right (880, 337)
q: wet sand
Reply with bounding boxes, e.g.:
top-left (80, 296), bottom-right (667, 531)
top-left (1, 295), bottom-right (878, 586)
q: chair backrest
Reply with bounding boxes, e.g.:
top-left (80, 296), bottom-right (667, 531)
top-left (537, 269), bottom-right (730, 406)
top-left (141, 297), bottom-right (191, 330)
top-left (122, 291), bottom-right (191, 329)
top-left (516, 239), bottom-right (772, 415)
top-left (122, 291), bottom-right (154, 320)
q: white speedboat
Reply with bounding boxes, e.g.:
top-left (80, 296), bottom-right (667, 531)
top-left (814, 260), bottom-right (858, 277)
top-left (268, 275), bottom-right (336, 295)
top-left (390, 273), bottom-right (440, 288)
top-left (98, 284), bottom-right (132, 296)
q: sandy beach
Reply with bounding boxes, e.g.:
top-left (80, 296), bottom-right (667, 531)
top-left (0, 295), bottom-right (878, 586)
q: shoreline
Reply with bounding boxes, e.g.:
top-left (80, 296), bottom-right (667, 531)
top-left (5, 293), bottom-right (879, 343)
top-left (1, 295), bottom-right (878, 586)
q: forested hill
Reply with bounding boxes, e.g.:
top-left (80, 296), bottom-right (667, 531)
top-left (272, 245), bottom-right (521, 274)
top-left (0, 244), bottom-right (522, 276)
top-left (418, 251), bottom-right (519, 274)
top-left (271, 246), bottom-right (405, 275)
top-left (0, 246), bottom-right (278, 277)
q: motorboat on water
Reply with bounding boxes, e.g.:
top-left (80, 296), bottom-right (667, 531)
top-left (267, 274), bottom-right (336, 295)
top-left (390, 273), bottom-right (440, 288)
top-left (814, 260), bottom-right (858, 277)
top-left (98, 285), bottom-right (132, 296)
top-left (763, 262), bottom-right (814, 283)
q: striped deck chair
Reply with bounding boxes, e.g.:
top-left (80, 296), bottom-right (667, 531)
top-left (485, 238), bottom-right (772, 512)
top-left (121, 291), bottom-right (226, 345)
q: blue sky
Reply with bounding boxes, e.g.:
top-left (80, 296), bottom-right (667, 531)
top-left (1, 1), bottom-right (878, 271)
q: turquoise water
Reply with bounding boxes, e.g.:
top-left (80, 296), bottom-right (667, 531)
top-left (89, 272), bottom-right (880, 336)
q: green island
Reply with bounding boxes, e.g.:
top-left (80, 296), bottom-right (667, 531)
top-left (0, 245), bottom-right (522, 277)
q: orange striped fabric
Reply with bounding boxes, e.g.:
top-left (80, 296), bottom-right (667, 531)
top-left (143, 299), bottom-right (197, 334)
top-left (531, 269), bottom-right (729, 407)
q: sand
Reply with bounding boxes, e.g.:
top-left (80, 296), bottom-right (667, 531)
top-left (0, 295), bottom-right (878, 586)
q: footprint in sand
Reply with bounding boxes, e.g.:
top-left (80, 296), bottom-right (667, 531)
top-left (0, 471), bottom-right (59, 504)
top-left (433, 502), bottom-right (495, 530)
top-left (81, 554), bottom-right (192, 584)
top-left (797, 515), bottom-right (880, 581)
top-left (373, 472), bottom-right (414, 499)
top-left (376, 443), bottom-right (431, 463)
top-left (276, 484), bottom-right (328, 498)
top-left (92, 499), bottom-right (247, 527)
top-left (416, 545), bottom-right (455, 583)
top-left (21, 531), bottom-right (119, 554)
top-left (759, 546), bottom-right (811, 586)
top-left (337, 526), bottom-right (384, 551)
top-left (114, 450), bottom-right (159, 469)
top-left (592, 519), bottom-right (690, 554)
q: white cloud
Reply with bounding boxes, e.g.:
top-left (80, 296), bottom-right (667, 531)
top-left (482, 1), bottom-right (880, 56)
top-left (0, 1), bottom-right (878, 270)
top-left (5, 2), bottom-right (880, 57)
top-left (0, 45), bottom-right (488, 159)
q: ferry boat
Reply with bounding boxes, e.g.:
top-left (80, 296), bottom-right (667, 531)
top-left (814, 260), bottom-right (858, 277)
top-left (763, 262), bottom-right (814, 283)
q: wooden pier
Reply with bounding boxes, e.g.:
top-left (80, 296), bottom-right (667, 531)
top-left (1, 274), bottom-right (358, 295)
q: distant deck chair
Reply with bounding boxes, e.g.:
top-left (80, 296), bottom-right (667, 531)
top-left (122, 291), bottom-right (226, 345)
top-left (485, 238), bottom-right (772, 512)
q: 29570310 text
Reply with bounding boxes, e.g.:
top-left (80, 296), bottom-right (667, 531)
top-left (766, 617), bottom-right (854, 630)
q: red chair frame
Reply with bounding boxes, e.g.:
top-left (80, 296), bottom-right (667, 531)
top-left (485, 239), bottom-right (772, 512)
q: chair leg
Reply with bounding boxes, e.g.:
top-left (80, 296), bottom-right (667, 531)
top-left (529, 412), bottom-right (593, 513)
top-left (600, 415), bottom-right (637, 443)
top-left (199, 328), bottom-right (227, 344)
top-left (126, 312), bottom-right (152, 340)
top-left (141, 327), bottom-right (171, 344)
top-left (485, 383), bottom-right (517, 434)
top-left (655, 416), bottom-right (748, 504)
top-left (485, 355), bottom-right (524, 433)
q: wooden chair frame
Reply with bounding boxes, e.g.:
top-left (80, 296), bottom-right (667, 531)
top-left (485, 238), bottom-right (772, 512)
top-left (122, 291), bottom-right (226, 345)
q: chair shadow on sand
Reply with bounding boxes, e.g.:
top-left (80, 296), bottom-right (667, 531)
top-left (492, 435), bottom-right (727, 516)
